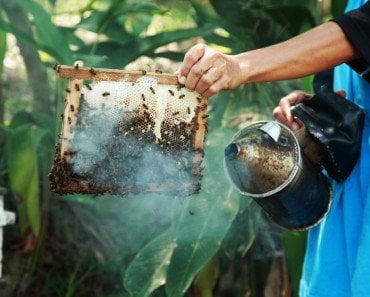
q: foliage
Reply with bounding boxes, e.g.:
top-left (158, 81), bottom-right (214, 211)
top-left (0, 0), bottom-right (324, 296)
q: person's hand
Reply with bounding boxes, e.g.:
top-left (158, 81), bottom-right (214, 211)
top-left (273, 89), bottom-right (347, 131)
top-left (272, 90), bottom-right (312, 131)
top-left (177, 44), bottom-right (242, 98)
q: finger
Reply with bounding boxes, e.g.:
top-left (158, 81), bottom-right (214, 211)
top-left (178, 44), bottom-right (207, 85)
top-left (202, 75), bottom-right (230, 98)
top-left (194, 64), bottom-right (225, 94)
top-left (273, 107), bottom-right (301, 131)
top-left (335, 89), bottom-right (346, 98)
top-left (279, 97), bottom-right (295, 123)
top-left (185, 59), bottom-right (214, 91)
top-left (279, 91), bottom-right (311, 122)
top-left (273, 106), bottom-right (290, 127)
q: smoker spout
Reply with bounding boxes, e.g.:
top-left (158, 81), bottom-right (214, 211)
top-left (224, 143), bottom-right (240, 160)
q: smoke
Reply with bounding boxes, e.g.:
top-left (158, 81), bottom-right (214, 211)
top-left (69, 79), bottom-right (200, 197)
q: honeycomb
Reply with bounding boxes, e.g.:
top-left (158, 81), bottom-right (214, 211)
top-left (49, 65), bottom-right (208, 196)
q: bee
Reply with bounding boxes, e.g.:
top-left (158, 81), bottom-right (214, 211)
top-left (60, 114), bottom-right (64, 120)
top-left (179, 94), bottom-right (185, 99)
top-left (67, 116), bottom-right (72, 124)
top-left (143, 103), bottom-right (148, 110)
top-left (168, 90), bottom-right (174, 96)
top-left (74, 63), bottom-right (79, 69)
top-left (64, 150), bottom-right (75, 156)
top-left (172, 111), bottom-right (180, 116)
top-left (196, 96), bottom-right (202, 103)
top-left (102, 92), bottom-right (110, 97)
top-left (149, 87), bottom-right (155, 94)
top-left (53, 64), bottom-right (61, 72)
top-left (70, 104), bottom-right (75, 112)
top-left (80, 93), bottom-right (84, 101)
top-left (155, 69), bottom-right (162, 74)
top-left (202, 114), bottom-right (209, 119)
top-left (187, 107), bottom-right (191, 114)
top-left (141, 94), bottom-right (146, 101)
top-left (75, 84), bottom-right (80, 91)
top-left (89, 67), bottom-right (96, 75)
top-left (188, 210), bottom-right (195, 216)
top-left (65, 88), bottom-right (71, 93)
top-left (85, 84), bottom-right (92, 90)
top-left (141, 70), bottom-right (147, 75)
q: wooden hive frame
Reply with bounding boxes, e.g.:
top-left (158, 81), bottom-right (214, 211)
top-left (49, 65), bottom-right (208, 196)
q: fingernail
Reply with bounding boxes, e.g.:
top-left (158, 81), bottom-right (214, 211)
top-left (292, 122), bottom-right (299, 131)
top-left (179, 76), bottom-right (186, 85)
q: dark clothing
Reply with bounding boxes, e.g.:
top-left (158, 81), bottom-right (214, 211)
top-left (334, 2), bottom-right (370, 82)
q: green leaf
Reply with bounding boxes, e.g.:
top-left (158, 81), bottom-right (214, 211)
top-left (7, 125), bottom-right (41, 236)
top-left (0, 15), bottom-right (7, 75)
top-left (124, 229), bottom-right (177, 297)
top-left (209, 0), bottom-right (265, 28)
top-left (165, 127), bottom-right (240, 296)
top-left (92, 25), bottom-right (215, 68)
top-left (6, 111), bottom-right (53, 237)
top-left (16, 0), bottom-right (73, 63)
top-left (264, 5), bottom-right (317, 36)
top-left (283, 231), bottom-right (307, 297)
top-left (331, 0), bottom-right (347, 17)
top-left (0, 17), bottom-right (38, 49)
top-left (56, 195), bottom-right (96, 206)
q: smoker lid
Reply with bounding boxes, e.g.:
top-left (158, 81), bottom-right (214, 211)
top-left (224, 121), bottom-right (301, 197)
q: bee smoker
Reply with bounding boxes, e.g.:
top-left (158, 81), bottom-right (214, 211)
top-left (224, 121), bottom-right (332, 230)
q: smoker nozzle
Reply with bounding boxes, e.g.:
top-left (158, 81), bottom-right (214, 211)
top-left (224, 143), bottom-right (240, 160)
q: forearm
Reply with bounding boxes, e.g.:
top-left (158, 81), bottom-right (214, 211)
top-left (236, 21), bottom-right (359, 84)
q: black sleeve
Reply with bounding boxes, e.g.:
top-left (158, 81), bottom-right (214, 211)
top-left (333, 2), bottom-right (370, 81)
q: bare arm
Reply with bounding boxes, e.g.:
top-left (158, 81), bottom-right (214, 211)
top-left (178, 21), bottom-right (359, 98)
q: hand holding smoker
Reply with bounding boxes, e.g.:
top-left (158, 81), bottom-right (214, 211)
top-left (224, 87), bottom-right (365, 230)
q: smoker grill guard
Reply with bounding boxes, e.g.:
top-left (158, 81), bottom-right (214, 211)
top-left (49, 65), bottom-right (208, 196)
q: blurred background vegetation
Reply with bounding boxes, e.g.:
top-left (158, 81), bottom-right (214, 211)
top-left (0, 0), bottom-right (346, 296)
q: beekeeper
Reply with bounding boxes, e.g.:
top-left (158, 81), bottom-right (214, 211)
top-left (178, 1), bottom-right (370, 296)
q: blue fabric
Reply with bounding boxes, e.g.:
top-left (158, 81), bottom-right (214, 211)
top-left (299, 1), bottom-right (370, 296)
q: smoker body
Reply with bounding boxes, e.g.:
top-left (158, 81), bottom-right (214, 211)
top-left (224, 121), bottom-right (332, 230)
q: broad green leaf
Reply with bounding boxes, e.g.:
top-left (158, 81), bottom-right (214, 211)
top-left (0, 17), bottom-right (38, 48)
top-left (16, 0), bottom-right (73, 63)
top-left (0, 14), bottom-right (7, 75)
top-left (209, 0), bottom-right (266, 28)
top-left (331, 0), bottom-right (347, 17)
top-left (91, 25), bottom-right (215, 68)
top-left (124, 229), bottom-right (177, 297)
top-left (7, 125), bottom-right (41, 236)
top-left (283, 231), bottom-right (307, 297)
top-left (6, 111), bottom-right (53, 237)
top-left (165, 127), bottom-right (240, 297)
top-left (264, 5), bottom-right (317, 36)
top-left (192, 256), bottom-right (218, 297)
top-left (57, 195), bottom-right (95, 206)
